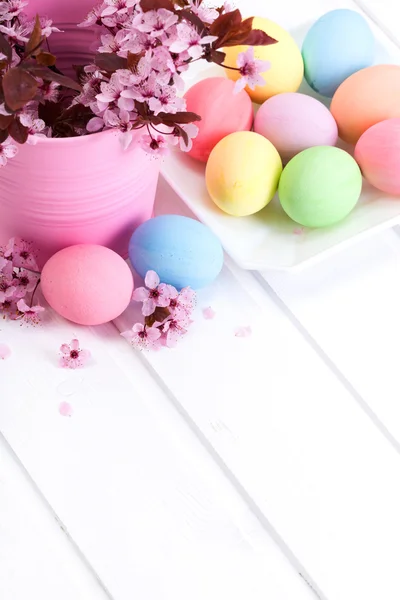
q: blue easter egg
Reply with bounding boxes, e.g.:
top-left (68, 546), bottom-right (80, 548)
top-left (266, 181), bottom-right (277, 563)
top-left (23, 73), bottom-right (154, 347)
top-left (129, 215), bottom-right (224, 290)
top-left (302, 9), bottom-right (375, 97)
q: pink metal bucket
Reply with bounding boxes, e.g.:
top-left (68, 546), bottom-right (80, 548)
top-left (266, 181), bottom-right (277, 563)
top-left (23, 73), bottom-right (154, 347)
top-left (0, 0), bottom-right (160, 267)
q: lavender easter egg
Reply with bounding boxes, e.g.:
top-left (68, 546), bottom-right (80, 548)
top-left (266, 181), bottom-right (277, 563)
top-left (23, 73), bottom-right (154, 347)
top-left (355, 118), bottom-right (400, 195)
top-left (184, 77), bottom-right (254, 163)
top-left (254, 93), bottom-right (338, 162)
top-left (41, 245), bottom-right (134, 325)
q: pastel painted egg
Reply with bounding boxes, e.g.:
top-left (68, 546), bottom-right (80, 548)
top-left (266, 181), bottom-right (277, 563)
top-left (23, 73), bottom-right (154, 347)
top-left (223, 17), bottom-right (304, 104)
top-left (183, 77), bottom-right (253, 162)
top-left (254, 93), bottom-right (338, 161)
top-left (355, 118), bottom-right (400, 195)
top-left (206, 131), bottom-right (282, 217)
top-left (41, 245), bottom-right (134, 325)
top-left (302, 9), bottom-right (375, 98)
top-left (331, 65), bottom-right (400, 144)
top-left (129, 215), bottom-right (224, 290)
top-left (278, 146), bottom-right (362, 228)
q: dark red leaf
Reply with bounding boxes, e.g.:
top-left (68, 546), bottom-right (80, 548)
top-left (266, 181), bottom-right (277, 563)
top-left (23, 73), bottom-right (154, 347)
top-left (94, 52), bottom-right (128, 73)
top-left (145, 307), bottom-right (170, 327)
top-left (38, 100), bottom-right (63, 126)
top-left (212, 14), bottom-right (252, 49)
top-left (25, 15), bottom-right (43, 56)
top-left (180, 9), bottom-right (206, 33)
top-left (26, 66), bottom-right (82, 92)
top-left (36, 51), bottom-right (57, 67)
top-left (0, 114), bottom-right (14, 130)
top-left (206, 49), bottom-right (226, 64)
top-left (173, 0), bottom-right (189, 6)
top-left (209, 9), bottom-right (242, 37)
top-left (2, 68), bottom-right (38, 111)
top-left (127, 51), bottom-right (144, 72)
top-left (140, 0), bottom-right (175, 12)
top-left (0, 32), bottom-right (12, 62)
top-left (0, 128), bottom-right (8, 143)
top-left (240, 29), bottom-right (278, 47)
top-left (8, 118), bottom-right (29, 144)
top-left (157, 111), bottom-right (201, 125)
top-left (175, 124), bottom-right (189, 147)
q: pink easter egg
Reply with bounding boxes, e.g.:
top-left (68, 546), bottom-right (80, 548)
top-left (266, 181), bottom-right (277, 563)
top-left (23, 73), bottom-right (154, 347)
top-left (355, 118), bottom-right (400, 195)
top-left (41, 245), bottom-right (134, 326)
top-left (254, 92), bottom-right (338, 162)
top-left (184, 77), bottom-right (254, 163)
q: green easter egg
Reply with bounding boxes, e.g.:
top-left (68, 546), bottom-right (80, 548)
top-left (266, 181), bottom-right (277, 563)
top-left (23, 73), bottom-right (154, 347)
top-left (278, 146), bottom-right (362, 228)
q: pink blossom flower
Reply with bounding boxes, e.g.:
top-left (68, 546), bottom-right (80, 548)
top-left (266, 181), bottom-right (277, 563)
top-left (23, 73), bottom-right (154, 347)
top-left (98, 29), bottom-right (128, 54)
top-left (0, 21), bottom-right (30, 44)
top-left (148, 86), bottom-right (185, 115)
top-left (132, 9), bottom-right (178, 38)
top-left (168, 286), bottom-right (196, 317)
top-left (103, 108), bottom-right (135, 149)
top-left (140, 134), bottom-right (169, 157)
top-left (37, 80), bottom-right (60, 103)
top-left (0, 275), bottom-right (16, 303)
top-left (16, 299), bottom-right (44, 325)
top-left (234, 47), bottom-right (270, 93)
top-left (59, 339), bottom-right (91, 369)
top-left (122, 72), bottom-right (158, 103)
top-left (101, 0), bottom-right (136, 17)
top-left (0, 0), bottom-right (28, 21)
top-left (18, 113), bottom-right (46, 145)
top-left (162, 314), bottom-right (191, 348)
top-left (0, 139), bottom-right (18, 168)
top-left (96, 73), bottom-right (134, 111)
top-left (132, 270), bottom-right (172, 316)
top-left (168, 23), bottom-right (218, 60)
top-left (121, 323), bottom-right (161, 350)
top-left (78, 5), bottom-right (103, 28)
top-left (189, 0), bottom-right (219, 24)
top-left (168, 123), bottom-right (199, 152)
top-left (4, 238), bottom-right (39, 271)
top-left (0, 256), bottom-right (8, 272)
top-left (13, 270), bottom-right (39, 298)
top-left (37, 17), bottom-right (61, 38)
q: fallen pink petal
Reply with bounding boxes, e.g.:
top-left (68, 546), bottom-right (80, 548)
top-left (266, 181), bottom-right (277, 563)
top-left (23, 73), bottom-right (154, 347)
top-left (0, 343), bottom-right (11, 360)
top-left (203, 306), bottom-right (216, 320)
top-left (234, 326), bottom-right (252, 338)
top-left (59, 401), bottom-right (73, 417)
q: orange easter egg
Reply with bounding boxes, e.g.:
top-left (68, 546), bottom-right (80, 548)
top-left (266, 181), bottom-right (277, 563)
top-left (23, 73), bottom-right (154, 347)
top-left (331, 65), bottom-right (400, 144)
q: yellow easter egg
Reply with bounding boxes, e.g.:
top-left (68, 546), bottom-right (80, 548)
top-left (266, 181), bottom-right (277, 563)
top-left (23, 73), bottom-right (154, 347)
top-left (205, 131), bottom-right (282, 217)
top-left (223, 17), bottom-right (304, 104)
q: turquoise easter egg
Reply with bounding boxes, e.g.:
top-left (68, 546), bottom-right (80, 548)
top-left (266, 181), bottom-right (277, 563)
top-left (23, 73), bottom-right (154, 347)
top-left (302, 9), bottom-right (375, 98)
top-left (129, 215), bottom-right (224, 290)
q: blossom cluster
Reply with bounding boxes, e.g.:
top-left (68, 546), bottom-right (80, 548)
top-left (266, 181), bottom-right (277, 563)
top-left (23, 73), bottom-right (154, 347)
top-left (0, 0), bottom-right (275, 163)
top-left (77, 0), bottom-right (273, 155)
top-left (0, 237), bottom-right (44, 323)
top-left (122, 270), bottom-right (195, 349)
top-left (0, 0), bottom-right (65, 164)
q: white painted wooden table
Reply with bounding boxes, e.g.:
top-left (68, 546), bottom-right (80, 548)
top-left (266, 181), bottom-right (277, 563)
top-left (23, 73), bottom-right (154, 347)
top-left (2, 1), bottom-right (400, 599)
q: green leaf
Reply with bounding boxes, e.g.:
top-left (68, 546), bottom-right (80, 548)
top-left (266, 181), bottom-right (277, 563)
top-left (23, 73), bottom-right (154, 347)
top-left (2, 68), bottom-right (38, 111)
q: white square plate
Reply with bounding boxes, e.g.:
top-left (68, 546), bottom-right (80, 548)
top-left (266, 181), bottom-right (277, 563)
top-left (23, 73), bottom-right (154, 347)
top-left (161, 0), bottom-right (400, 271)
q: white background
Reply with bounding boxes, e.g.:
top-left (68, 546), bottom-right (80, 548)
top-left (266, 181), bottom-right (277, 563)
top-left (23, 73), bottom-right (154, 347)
top-left (2, 1), bottom-right (400, 599)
